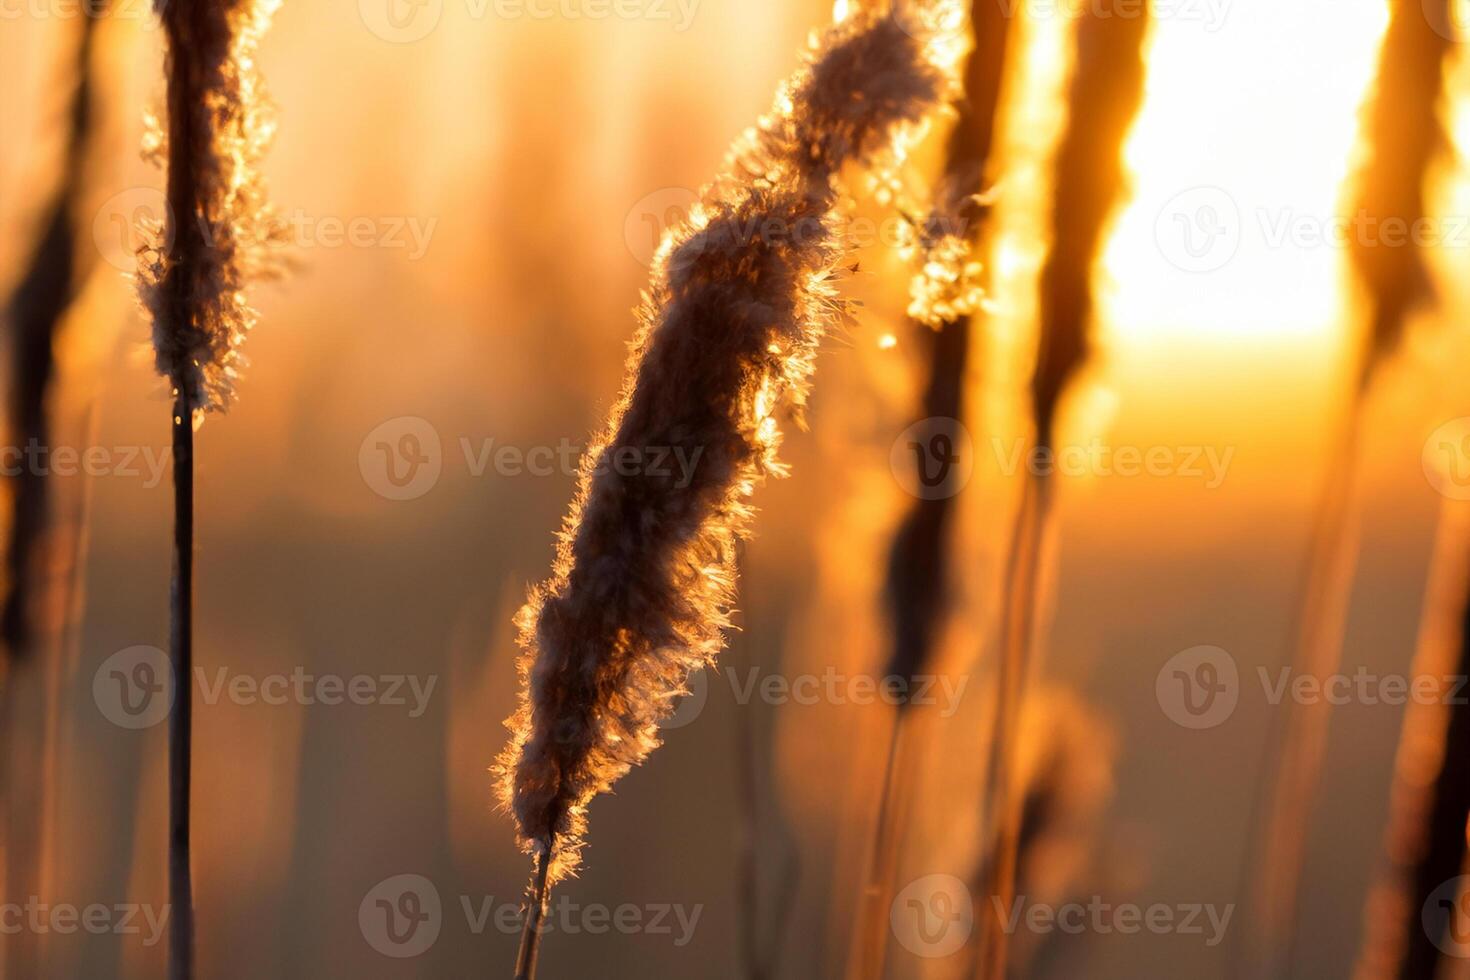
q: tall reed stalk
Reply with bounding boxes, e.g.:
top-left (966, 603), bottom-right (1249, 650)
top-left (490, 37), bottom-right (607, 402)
top-left (966, 690), bottom-right (1115, 976)
top-left (137, 1), bottom-right (280, 975)
top-left (1243, 3), bottom-right (1451, 973)
top-left (2, 6), bottom-right (100, 661)
top-left (1353, 500), bottom-right (1470, 979)
top-left (496, 8), bottom-right (955, 975)
top-left (973, 7), bottom-right (1148, 979)
top-left (847, 2), bottom-right (1012, 976)
top-left (1, 11), bottom-right (101, 976)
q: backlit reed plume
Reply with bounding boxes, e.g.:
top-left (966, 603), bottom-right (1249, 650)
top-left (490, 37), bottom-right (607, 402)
top-left (1244, 4), bottom-right (1452, 974)
top-left (496, 7), bottom-right (954, 976)
top-left (135, 0), bottom-right (281, 976)
top-left (1353, 500), bottom-right (1470, 980)
top-left (849, 2), bottom-right (1013, 976)
top-left (1, 11), bottom-right (102, 978)
top-left (974, 7), bottom-right (1148, 979)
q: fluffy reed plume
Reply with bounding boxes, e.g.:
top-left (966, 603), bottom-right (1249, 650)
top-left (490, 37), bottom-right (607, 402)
top-left (1244, 4), bottom-right (1452, 974)
top-left (2, 8), bottom-right (100, 662)
top-left (497, 7), bottom-right (954, 975)
top-left (849, 3), bottom-right (1012, 976)
top-left (974, 7), bottom-right (1148, 980)
top-left (135, 1), bottom-right (280, 976)
top-left (1353, 502), bottom-right (1470, 980)
top-left (139, 0), bottom-right (280, 413)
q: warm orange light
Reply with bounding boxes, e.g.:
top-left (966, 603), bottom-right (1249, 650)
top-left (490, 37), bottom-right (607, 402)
top-left (1100, 0), bottom-right (1390, 350)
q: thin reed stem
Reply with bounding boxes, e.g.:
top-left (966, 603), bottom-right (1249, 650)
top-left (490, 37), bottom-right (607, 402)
top-left (850, 0), bottom-right (1011, 972)
top-left (2, 5), bottom-right (97, 659)
top-left (1240, 4), bottom-right (1451, 973)
top-left (168, 394), bottom-right (194, 980)
top-left (513, 849), bottom-right (551, 980)
top-left (1236, 401), bottom-right (1364, 979)
top-left (1, 12), bottom-right (101, 976)
top-left (731, 580), bottom-right (799, 980)
top-left (1352, 502), bottom-right (1470, 979)
top-left (974, 472), bottom-right (1048, 980)
top-left (972, 8), bottom-right (1147, 978)
top-left (849, 709), bottom-right (916, 979)
top-left (161, 9), bottom-right (204, 966)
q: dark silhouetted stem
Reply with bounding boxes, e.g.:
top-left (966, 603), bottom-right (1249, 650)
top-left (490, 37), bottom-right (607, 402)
top-left (974, 472), bottom-right (1048, 980)
top-left (2, 0), bottom-right (98, 659)
top-left (974, 8), bottom-right (1148, 978)
top-left (1242, 5), bottom-right (1452, 975)
top-left (851, 1), bottom-right (1011, 973)
top-left (169, 395), bottom-right (194, 980)
top-left (514, 849), bottom-right (551, 980)
top-left (1351, 508), bottom-right (1470, 980)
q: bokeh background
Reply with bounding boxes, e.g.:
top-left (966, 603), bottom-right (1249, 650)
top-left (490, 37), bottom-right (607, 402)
top-left (3, 0), bottom-right (1470, 976)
